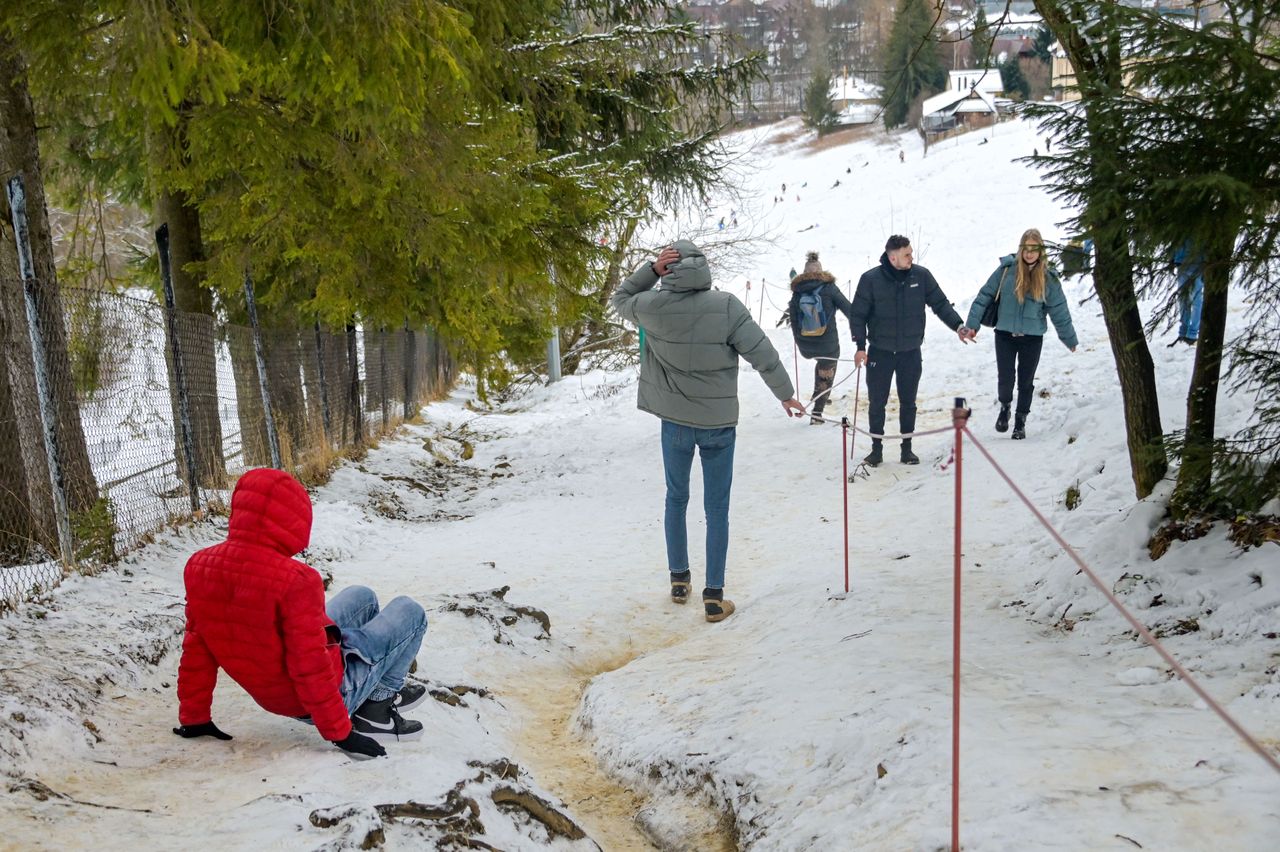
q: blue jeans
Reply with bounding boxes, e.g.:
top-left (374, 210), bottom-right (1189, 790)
top-left (1177, 266), bottom-right (1204, 340)
top-left (660, 421), bottom-right (736, 590)
top-left (326, 585), bottom-right (427, 713)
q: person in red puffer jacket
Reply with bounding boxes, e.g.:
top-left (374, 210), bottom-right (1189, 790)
top-left (174, 468), bottom-right (428, 759)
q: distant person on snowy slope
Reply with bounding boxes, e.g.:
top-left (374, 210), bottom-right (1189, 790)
top-left (788, 251), bottom-right (854, 424)
top-left (851, 235), bottom-right (974, 467)
top-left (963, 228), bottom-right (1077, 440)
top-left (611, 240), bottom-right (805, 623)
top-left (174, 468), bottom-right (428, 759)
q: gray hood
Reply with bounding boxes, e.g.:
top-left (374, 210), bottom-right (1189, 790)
top-left (661, 239), bottom-right (712, 293)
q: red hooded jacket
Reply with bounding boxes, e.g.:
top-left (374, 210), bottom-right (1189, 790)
top-left (176, 468), bottom-right (351, 741)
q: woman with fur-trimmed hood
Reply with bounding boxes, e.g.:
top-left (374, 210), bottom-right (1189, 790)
top-left (788, 251), bottom-right (853, 423)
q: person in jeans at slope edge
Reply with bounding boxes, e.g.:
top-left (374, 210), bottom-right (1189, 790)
top-left (963, 228), bottom-right (1077, 440)
top-left (174, 468), bottom-right (428, 759)
top-left (612, 239), bottom-right (805, 623)
top-left (788, 251), bottom-right (854, 424)
top-left (850, 235), bottom-right (974, 466)
top-left (1170, 238), bottom-right (1204, 346)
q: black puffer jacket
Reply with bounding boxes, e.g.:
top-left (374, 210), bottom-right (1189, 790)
top-left (850, 253), bottom-right (963, 353)
top-left (788, 272), bottom-right (853, 360)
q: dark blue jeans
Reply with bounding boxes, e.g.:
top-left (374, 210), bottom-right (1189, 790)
top-left (326, 586), bottom-right (427, 713)
top-left (660, 421), bottom-right (736, 590)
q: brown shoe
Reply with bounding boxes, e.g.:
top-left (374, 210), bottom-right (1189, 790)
top-left (703, 589), bottom-right (735, 623)
top-left (671, 570), bottom-right (692, 604)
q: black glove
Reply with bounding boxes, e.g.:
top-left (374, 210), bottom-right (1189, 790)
top-left (333, 730), bottom-right (386, 759)
top-left (172, 721), bottom-right (233, 740)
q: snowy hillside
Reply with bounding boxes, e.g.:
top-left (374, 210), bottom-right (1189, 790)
top-left (0, 116), bottom-right (1276, 851)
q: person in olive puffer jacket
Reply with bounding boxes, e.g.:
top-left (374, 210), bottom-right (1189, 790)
top-left (963, 227), bottom-right (1077, 439)
top-left (612, 239), bottom-right (805, 623)
top-left (850, 235), bottom-right (975, 466)
top-left (788, 251), bottom-right (853, 424)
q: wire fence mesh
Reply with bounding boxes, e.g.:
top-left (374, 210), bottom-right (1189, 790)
top-left (0, 276), bottom-right (455, 611)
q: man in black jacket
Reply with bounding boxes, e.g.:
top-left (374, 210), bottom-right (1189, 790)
top-left (851, 235), bottom-right (974, 466)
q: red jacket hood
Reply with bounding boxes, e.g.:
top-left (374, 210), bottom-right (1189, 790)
top-left (228, 468), bottom-right (312, 555)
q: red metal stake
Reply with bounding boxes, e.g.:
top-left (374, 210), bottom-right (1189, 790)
top-left (842, 418), bottom-right (850, 594)
top-left (951, 398), bottom-right (969, 852)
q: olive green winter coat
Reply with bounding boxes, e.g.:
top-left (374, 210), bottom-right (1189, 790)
top-left (610, 240), bottom-right (794, 428)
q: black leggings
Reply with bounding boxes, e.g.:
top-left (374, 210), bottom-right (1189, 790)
top-left (811, 361), bottom-right (837, 414)
top-left (865, 347), bottom-right (922, 439)
top-left (994, 331), bottom-right (1044, 415)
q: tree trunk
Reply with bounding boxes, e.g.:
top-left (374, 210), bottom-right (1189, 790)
top-left (1091, 231), bottom-right (1167, 497)
top-left (155, 185), bottom-right (226, 486)
top-left (1172, 240), bottom-right (1231, 515)
top-left (0, 38), bottom-right (100, 521)
top-left (1035, 2), bottom-right (1168, 498)
top-left (562, 217), bottom-right (638, 375)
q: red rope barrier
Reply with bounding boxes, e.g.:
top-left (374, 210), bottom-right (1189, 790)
top-left (951, 400), bottom-right (969, 852)
top-left (963, 426), bottom-right (1280, 778)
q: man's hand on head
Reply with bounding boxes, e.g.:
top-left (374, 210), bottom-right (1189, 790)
top-left (653, 247), bottom-right (682, 277)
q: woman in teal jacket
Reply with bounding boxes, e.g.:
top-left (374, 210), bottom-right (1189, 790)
top-left (964, 228), bottom-right (1077, 439)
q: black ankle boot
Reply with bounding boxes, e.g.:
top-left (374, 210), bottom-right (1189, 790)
top-left (900, 439), bottom-right (919, 465)
top-left (864, 440), bottom-right (883, 467)
top-left (1011, 412), bottom-right (1026, 440)
top-left (995, 404), bottom-right (1011, 433)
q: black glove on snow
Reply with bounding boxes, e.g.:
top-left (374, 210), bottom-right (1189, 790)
top-left (172, 722), bottom-right (233, 740)
top-left (333, 731), bottom-right (386, 759)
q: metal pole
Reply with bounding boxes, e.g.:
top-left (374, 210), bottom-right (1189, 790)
top-left (314, 323), bottom-right (332, 444)
top-left (242, 272), bottom-right (281, 469)
top-left (546, 264), bottom-right (562, 384)
top-left (7, 175), bottom-right (75, 565)
top-left (155, 223), bottom-right (201, 514)
top-left (951, 396), bottom-right (968, 852)
top-left (547, 326), bottom-right (562, 383)
top-left (379, 327), bottom-right (388, 430)
top-left (347, 323), bottom-right (363, 444)
top-left (403, 321), bottom-right (416, 420)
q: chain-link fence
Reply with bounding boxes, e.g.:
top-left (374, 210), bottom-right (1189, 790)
top-left (0, 275), bottom-right (455, 611)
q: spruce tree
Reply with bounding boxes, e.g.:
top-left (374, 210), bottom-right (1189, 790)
top-left (881, 0), bottom-right (947, 129)
top-left (971, 5), bottom-right (994, 68)
top-left (803, 70), bottom-right (840, 135)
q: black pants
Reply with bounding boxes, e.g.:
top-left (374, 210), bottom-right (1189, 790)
top-left (865, 347), bottom-right (922, 441)
top-left (811, 360), bottom-right (836, 414)
top-left (994, 331), bottom-right (1044, 415)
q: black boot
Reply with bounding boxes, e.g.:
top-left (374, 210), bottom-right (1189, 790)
top-left (1011, 412), bottom-right (1026, 440)
top-left (900, 439), bottom-right (919, 465)
top-left (864, 439), bottom-right (883, 467)
top-left (995, 403), bottom-right (1011, 433)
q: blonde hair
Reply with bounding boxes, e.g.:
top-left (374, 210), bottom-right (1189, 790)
top-left (1015, 228), bottom-right (1047, 303)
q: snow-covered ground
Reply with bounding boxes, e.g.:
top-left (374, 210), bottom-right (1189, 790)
top-left (1, 116), bottom-right (1276, 850)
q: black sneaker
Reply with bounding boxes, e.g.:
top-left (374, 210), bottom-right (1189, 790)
top-left (671, 570), bottom-right (692, 604)
top-left (703, 588), bottom-right (736, 623)
top-left (393, 682), bottom-right (428, 713)
top-left (900, 440), bottom-right (919, 465)
top-left (352, 696), bottom-right (423, 743)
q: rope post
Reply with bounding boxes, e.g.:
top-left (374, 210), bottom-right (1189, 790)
top-left (950, 396), bottom-right (971, 852)
top-left (842, 417), bottom-right (850, 594)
